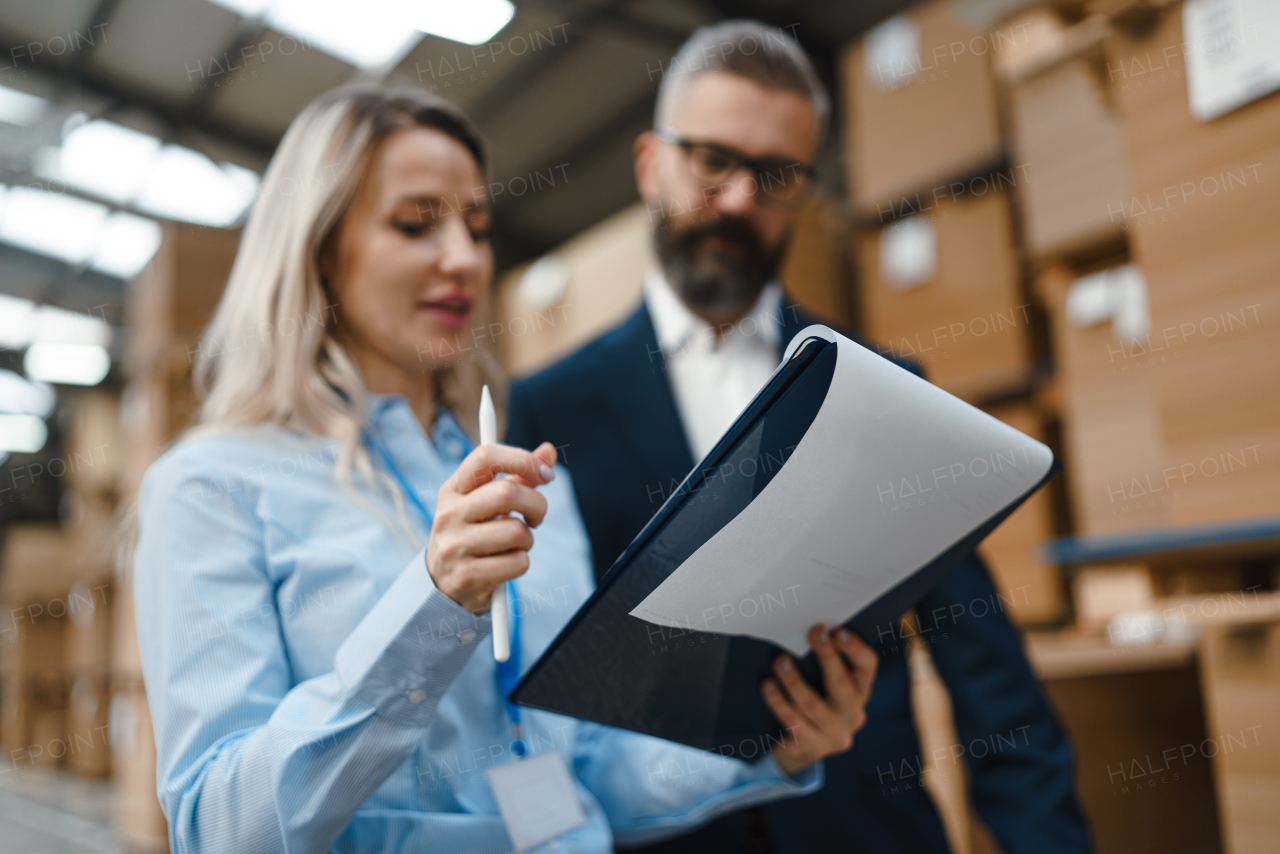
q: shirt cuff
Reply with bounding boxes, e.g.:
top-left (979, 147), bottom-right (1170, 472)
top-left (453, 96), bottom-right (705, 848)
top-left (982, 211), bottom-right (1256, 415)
top-left (758, 753), bottom-right (824, 792)
top-left (333, 548), bottom-right (492, 725)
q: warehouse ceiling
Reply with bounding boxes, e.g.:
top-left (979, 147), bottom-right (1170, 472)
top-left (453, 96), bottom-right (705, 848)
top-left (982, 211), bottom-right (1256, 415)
top-left (0, 0), bottom-right (922, 325)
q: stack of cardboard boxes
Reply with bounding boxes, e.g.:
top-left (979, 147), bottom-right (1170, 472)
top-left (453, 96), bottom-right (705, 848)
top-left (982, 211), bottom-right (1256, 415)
top-left (1019, 1), bottom-right (1280, 543)
top-left (1, 526), bottom-right (74, 770)
top-left (843, 0), bottom-right (1064, 629)
top-left (1097, 2), bottom-right (1280, 530)
top-left (124, 224), bottom-right (240, 488)
top-left (62, 391), bottom-right (124, 780)
top-left (1002, 10), bottom-right (1129, 261)
top-left (0, 390), bottom-right (124, 780)
top-left (108, 221), bottom-right (241, 852)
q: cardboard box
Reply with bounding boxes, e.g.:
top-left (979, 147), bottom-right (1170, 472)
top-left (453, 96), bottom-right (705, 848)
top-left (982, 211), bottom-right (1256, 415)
top-left (1073, 564), bottom-right (1155, 625)
top-left (1, 607), bottom-right (66, 753)
top-left (1037, 650), bottom-right (1223, 854)
top-left (1198, 619), bottom-right (1280, 854)
top-left (111, 683), bottom-right (168, 852)
top-left (978, 402), bottom-right (1066, 624)
top-left (66, 672), bottom-right (112, 778)
top-left (128, 223), bottom-right (240, 379)
top-left (119, 363), bottom-right (203, 500)
top-left (1, 524), bottom-right (79, 611)
top-left (1036, 263), bottom-right (1173, 534)
top-left (844, 0), bottom-right (1004, 217)
top-left (776, 197), bottom-right (855, 327)
top-left (65, 580), bottom-right (113, 675)
top-left (67, 489), bottom-right (121, 584)
top-left (1009, 48), bottom-right (1131, 258)
top-left (1102, 2), bottom-right (1280, 528)
top-left (856, 191), bottom-right (1033, 401)
top-left (496, 203), bottom-right (651, 378)
top-left (63, 391), bottom-right (127, 497)
top-left (110, 584), bottom-right (143, 686)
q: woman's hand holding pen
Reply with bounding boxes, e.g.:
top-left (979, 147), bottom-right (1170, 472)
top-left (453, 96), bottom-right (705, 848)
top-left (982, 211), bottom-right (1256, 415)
top-left (762, 625), bottom-right (879, 776)
top-left (427, 441), bottom-right (559, 613)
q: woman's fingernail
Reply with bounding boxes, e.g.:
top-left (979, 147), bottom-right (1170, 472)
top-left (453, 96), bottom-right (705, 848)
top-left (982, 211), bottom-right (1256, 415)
top-left (539, 463), bottom-right (556, 482)
top-left (779, 658), bottom-right (794, 674)
top-left (837, 629), bottom-right (853, 644)
top-left (817, 627), bottom-right (829, 644)
top-left (764, 682), bottom-right (778, 695)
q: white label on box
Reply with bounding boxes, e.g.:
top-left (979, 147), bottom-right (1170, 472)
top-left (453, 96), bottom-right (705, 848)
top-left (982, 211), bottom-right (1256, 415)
top-left (1065, 265), bottom-right (1149, 343)
top-left (1184, 0), bottom-right (1280, 121)
top-left (880, 216), bottom-right (937, 290)
top-left (487, 750), bottom-right (587, 851)
top-left (864, 16), bottom-right (921, 91)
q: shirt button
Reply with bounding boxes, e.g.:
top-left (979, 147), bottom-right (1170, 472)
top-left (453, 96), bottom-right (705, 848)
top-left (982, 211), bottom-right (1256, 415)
top-left (457, 629), bottom-right (477, 644)
top-left (406, 689), bottom-right (427, 704)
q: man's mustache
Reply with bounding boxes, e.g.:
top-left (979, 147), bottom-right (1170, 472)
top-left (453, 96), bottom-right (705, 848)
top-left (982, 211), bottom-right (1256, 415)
top-left (672, 217), bottom-right (765, 254)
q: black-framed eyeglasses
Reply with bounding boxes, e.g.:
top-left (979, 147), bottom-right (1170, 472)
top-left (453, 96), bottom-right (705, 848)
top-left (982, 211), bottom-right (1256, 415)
top-left (654, 127), bottom-right (816, 204)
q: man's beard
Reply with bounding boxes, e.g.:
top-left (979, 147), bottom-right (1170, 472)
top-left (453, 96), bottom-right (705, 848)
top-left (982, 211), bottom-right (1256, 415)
top-left (655, 211), bottom-right (783, 321)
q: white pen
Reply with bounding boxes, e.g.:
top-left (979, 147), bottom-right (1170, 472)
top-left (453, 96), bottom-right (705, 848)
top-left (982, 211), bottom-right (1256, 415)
top-left (480, 384), bottom-right (511, 663)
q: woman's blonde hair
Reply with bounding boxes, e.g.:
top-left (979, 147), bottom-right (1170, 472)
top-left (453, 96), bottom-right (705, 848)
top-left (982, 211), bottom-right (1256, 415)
top-left (192, 84), bottom-right (504, 504)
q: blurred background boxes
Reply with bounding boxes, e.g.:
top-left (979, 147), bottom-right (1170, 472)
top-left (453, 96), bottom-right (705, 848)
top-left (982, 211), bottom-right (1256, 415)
top-left (1199, 617), bottom-right (1280, 854)
top-left (1002, 11), bottom-right (1130, 260)
top-left (978, 401), bottom-right (1067, 625)
top-left (110, 681), bottom-right (167, 853)
top-left (843, 0), bottom-right (1004, 218)
top-left (496, 203), bottom-right (652, 378)
top-left (1103, 2), bottom-right (1280, 529)
top-left (1030, 632), bottom-right (1224, 854)
top-left (127, 224), bottom-right (240, 380)
top-left (856, 191), bottom-right (1033, 402)
top-left (1036, 261), bottom-right (1172, 535)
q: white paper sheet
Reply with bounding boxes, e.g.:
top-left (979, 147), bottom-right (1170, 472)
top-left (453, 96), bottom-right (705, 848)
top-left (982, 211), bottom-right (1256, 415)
top-left (629, 326), bottom-right (1054, 656)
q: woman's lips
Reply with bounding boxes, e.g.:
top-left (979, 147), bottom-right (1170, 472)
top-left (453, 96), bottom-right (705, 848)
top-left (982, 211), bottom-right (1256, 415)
top-left (418, 295), bottom-right (473, 331)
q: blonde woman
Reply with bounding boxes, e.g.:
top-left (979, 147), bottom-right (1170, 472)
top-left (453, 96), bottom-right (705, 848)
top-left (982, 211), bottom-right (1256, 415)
top-left (134, 84), bottom-right (876, 854)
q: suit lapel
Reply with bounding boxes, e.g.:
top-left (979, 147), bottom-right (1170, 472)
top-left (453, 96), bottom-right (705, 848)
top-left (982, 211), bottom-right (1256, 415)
top-left (606, 296), bottom-right (824, 487)
top-left (602, 305), bottom-right (696, 488)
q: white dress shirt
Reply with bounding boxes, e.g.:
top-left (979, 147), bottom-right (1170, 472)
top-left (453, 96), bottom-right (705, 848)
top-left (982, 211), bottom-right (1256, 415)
top-left (645, 269), bottom-right (784, 461)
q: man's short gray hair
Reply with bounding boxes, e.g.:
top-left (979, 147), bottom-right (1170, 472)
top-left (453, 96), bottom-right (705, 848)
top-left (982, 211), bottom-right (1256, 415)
top-left (654, 20), bottom-right (829, 139)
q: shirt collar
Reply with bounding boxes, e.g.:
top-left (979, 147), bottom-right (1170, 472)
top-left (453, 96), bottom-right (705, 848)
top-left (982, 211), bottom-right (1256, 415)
top-left (364, 392), bottom-right (470, 463)
top-left (643, 268), bottom-right (783, 356)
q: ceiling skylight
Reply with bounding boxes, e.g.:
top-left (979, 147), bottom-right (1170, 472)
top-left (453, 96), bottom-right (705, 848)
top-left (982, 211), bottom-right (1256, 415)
top-left (91, 212), bottom-right (164, 279)
top-left (206, 0), bottom-right (516, 66)
top-left (55, 119), bottom-right (162, 204)
top-left (404, 0), bottom-right (516, 45)
top-left (135, 145), bottom-right (259, 227)
top-left (0, 185), bottom-right (109, 265)
top-left (0, 370), bottom-right (56, 418)
top-left (25, 343), bottom-right (112, 386)
top-left (265, 0), bottom-right (421, 68)
top-left (0, 293), bottom-right (36, 350)
top-left (0, 84), bottom-right (47, 127)
top-left (0, 293), bottom-right (112, 350)
top-left (0, 413), bottom-right (48, 453)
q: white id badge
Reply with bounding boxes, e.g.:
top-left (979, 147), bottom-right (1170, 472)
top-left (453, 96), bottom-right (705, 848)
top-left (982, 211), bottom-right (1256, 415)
top-left (486, 750), bottom-right (587, 851)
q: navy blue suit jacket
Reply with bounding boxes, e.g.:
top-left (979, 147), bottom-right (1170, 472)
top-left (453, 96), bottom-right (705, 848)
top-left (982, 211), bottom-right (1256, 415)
top-left (506, 300), bottom-right (1090, 854)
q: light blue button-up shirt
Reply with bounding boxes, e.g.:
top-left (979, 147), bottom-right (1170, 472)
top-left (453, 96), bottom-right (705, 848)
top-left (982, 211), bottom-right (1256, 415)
top-left (134, 393), bottom-right (820, 853)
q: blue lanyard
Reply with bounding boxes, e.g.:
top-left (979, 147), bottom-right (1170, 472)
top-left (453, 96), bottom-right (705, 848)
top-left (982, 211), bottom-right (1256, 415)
top-left (364, 429), bottom-right (436, 529)
top-left (494, 588), bottom-right (526, 756)
top-left (364, 425), bottom-right (526, 756)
